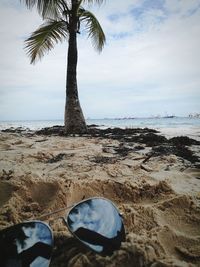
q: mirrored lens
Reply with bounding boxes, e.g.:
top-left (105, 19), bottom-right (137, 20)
top-left (0, 221), bottom-right (53, 267)
top-left (66, 198), bottom-right (125, 255)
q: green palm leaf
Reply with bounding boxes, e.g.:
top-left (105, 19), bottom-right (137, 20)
top-left (20, 0), bottom-right (66, 19)
top-left (80, 0), bottom-right (105, 5)
top-left (79, 8), bottom-right (105, 52)
top-left (25, 19), bottom-right (68, 63)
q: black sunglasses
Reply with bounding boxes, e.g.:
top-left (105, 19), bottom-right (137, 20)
top-left (0, 197), bottom-right (125, 267)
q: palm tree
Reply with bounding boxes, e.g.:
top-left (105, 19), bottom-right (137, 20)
top-left (20, 0), bottom-right (106, 134)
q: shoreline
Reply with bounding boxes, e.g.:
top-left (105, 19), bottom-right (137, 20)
top-left (0, 117), bottom-right (199, 141)
top-left (1, 126), bottom-right (200, 142)
top-left (0, 127), bottom-right (200, 266)
top-left (157, 126), bottom-right (200, 141)
top-left (2, 125), bottom-right (199, 166)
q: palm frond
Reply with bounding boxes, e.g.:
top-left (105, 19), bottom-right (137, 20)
top-left (25, 19), bottom-right (68, 63)
top-left (79, 8), bottom-right (105, 52)
top-left (80, 0), bottom-right (105, 6)
top-left (20, 0), bottom-right (66, 19)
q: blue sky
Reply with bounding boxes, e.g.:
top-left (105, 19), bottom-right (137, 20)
top-left (0, 0), bottom-right (200, 120)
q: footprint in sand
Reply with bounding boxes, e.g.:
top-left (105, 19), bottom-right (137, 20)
top-left (155, 195), bottom-right (200, 264)
top-left (0, 182), bottom-right (15, 208)
top-left (157, 225), bottom-right (200, 263)
top-left (157, 195), bottom-right (200, 236)
top-left (30, 182), bottom-right (60, 208)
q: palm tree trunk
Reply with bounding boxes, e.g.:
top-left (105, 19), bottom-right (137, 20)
top-left (64, 1), bottom-right (87, 134)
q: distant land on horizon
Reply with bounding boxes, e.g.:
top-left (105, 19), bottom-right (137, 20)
top-left (1, 113), bottom-right (200, 122)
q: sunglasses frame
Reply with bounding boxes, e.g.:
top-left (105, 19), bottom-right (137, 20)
top-left (0, 197), bottom-right (125, 264)
top-left (38, 197), bottom-right (123, 220)
top-left (62, 197), bottom-right (124, 253)
top-left (0, 220), bottom-right (54, 267)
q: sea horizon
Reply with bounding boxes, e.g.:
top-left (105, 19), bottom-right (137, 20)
top-left (0, 115), bottom-right (198, 121)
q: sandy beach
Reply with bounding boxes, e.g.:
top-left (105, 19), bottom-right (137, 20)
top-left (0, 127), bottom-right (200, 267)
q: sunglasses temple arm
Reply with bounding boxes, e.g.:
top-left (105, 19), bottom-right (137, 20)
top-left (36, 204), bottom-right (74, 220)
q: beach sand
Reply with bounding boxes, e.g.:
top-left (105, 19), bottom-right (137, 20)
top-left (0, 129), bottom-right (200, 267)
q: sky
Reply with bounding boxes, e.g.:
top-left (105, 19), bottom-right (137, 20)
top-left (0, 0), bottom-right (200, 120)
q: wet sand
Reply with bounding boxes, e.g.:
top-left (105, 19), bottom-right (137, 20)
top-left (0, 128), bottom-right (200, 266)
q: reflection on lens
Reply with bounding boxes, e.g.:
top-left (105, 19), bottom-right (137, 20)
top-left (0, 221), bottom-right (53, 267)
top-left (67, 198), bottom-right (125, 255)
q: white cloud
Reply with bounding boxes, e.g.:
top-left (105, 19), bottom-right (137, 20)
top-left (164, 0), bottom-right (200, 15)
top-left (0, 0), bottom-right (200, 120)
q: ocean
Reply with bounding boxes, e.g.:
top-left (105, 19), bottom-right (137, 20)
top-left (0, 117), bottom-right (200, 140)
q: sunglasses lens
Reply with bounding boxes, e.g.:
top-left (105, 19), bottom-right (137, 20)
top-left (0, 221), bottom-right (53, 267)
top-left (66, 198), bottom-right (125, 255)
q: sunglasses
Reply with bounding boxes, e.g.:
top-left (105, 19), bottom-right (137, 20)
top-left (0, 197), bottom-right (125, 267)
